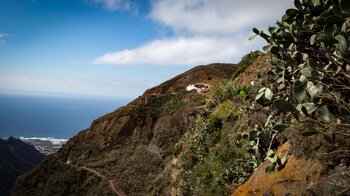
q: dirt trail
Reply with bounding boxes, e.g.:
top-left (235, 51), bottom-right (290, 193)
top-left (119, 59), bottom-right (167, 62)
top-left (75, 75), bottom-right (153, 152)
top-left (62, 161), bottom-right (126, 196)
top-left (79, 166), bottom-right (126, 196)
top-left (108, 179), bottom-right (126, 196)
top-left (81, 166), bottom-right (105, 179)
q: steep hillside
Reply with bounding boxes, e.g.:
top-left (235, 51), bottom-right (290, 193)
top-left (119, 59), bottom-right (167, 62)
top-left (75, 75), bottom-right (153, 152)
top-left (231, 0), bottom-right (350, 195)
top-left (0, 137), bottom-right (44, 196)
top-left (12, 63), bottom-right (237, 196)
top-left (8, 0), bottom-right (350, 195)
top-left (167, 52), bottom-right (275, 195)
top-left (12, 51), bottom-right (350, 196)
top-left (154, 51), bottom-right (349, 196)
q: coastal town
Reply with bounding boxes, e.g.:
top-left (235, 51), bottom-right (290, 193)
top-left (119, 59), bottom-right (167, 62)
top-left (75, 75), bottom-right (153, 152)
top-left (20, 137), bottom-right (67, 155)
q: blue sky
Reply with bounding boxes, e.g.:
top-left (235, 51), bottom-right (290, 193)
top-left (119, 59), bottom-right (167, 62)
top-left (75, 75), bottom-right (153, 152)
top-left (0, 0), bottom-right (293, 98)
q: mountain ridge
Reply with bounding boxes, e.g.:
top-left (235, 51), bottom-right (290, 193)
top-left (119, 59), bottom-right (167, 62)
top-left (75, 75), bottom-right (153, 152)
top-left (0, 137), bottom-right (44, 196)
top-left (13, 62), bottom-right (237, 196)
top-left (13, 52), bottom-right (350, 195)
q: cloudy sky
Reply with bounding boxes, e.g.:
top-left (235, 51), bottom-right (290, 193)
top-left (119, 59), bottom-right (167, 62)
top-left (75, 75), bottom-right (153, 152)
top-left (0, 0), bottom-right (293, 98)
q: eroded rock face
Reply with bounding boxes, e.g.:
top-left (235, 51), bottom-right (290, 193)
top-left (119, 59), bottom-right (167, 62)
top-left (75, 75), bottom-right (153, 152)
top-left (233, 142), bottom-right (324, 196)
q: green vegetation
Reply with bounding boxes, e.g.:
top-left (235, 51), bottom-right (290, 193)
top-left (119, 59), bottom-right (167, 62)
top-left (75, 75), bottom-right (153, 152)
top-left (231, 51), bottom-right (262, 80)
top-left (133, 89), bottom-right (205, 118)
top-left (206, 79), bottom-right (252, 108)
top-left (13, 155), bottom-right (113, 196)
top-left (147, 171), bottom-right (171, 196)
top-left (13, 1), bottom-right (350, 195)
top-left (249, 0), bottom-right (350, 172)
top-left (174, 77), bottom-right (264, 195)
top-left (174, 0), bottom-right (349, 193)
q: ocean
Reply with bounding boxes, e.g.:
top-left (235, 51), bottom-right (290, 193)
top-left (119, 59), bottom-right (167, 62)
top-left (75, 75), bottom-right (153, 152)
top-left (0, 94), bottom-right (130, 139)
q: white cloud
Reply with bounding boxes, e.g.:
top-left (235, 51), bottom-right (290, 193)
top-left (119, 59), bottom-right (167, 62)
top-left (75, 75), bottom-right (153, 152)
top-left (93, 37), bottom-right (237, 65)
top-left (0, 34), bottom-right (10, 38)
top-left (94, 35), bottom-right (265, 66)
top-left (94, 0), bottom-right (294, 66)
top-left (150, 0), bottom-right (293, 36)
top-left (0, 33), bottom-right (11, 45)
top-left (86, 0), bottom-right (137, 11)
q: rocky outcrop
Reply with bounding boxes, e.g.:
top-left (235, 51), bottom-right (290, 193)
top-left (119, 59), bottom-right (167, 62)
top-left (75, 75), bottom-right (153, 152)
top-left (233, 142), bottom-right (324, 196)
top-left (233, 123), bottom-right (350, 196)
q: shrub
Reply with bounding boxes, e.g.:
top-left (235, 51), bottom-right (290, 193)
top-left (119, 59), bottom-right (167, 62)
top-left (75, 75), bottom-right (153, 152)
top-left (249, 0), bottom-right (350, 172)
top-left (231, 51), bottom-right (262, 80)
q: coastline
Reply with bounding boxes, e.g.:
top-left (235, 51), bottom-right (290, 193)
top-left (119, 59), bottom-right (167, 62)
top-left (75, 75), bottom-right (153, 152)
top-left (19, 137), bottom-right (68, 155)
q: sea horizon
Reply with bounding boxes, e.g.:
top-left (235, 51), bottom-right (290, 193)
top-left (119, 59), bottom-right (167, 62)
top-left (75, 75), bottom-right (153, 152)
top-left (0, 93), bottom-right (131, 139)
